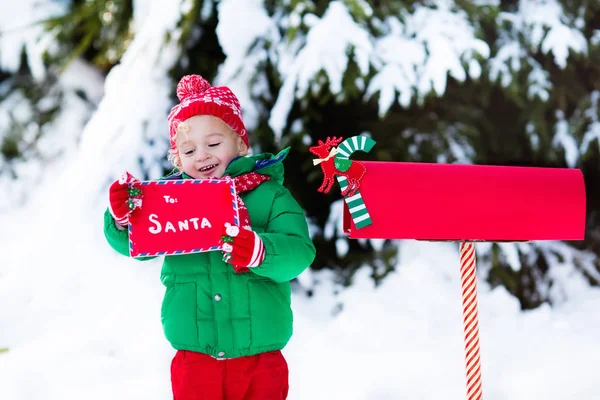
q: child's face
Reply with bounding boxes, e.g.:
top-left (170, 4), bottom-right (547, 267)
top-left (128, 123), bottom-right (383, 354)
top-left (176, 115), bottom-right (248, 179)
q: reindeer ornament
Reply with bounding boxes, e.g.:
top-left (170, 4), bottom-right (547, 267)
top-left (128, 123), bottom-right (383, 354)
top-left (310, 136), bottom-right (368, 197)
top-left (310, 135), bottom-right (376, 228)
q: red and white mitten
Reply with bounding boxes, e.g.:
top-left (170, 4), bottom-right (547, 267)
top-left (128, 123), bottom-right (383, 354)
top-left (221, 223), bottom-right (265, 273)
top-left (108, 172), bottom-right (142, 226)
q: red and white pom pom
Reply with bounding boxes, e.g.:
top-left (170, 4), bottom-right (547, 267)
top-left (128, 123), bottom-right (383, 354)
top-left (176, 75), bottom-right (212, 101)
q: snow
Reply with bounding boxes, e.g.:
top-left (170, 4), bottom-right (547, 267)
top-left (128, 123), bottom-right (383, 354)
top-left (270, 1), bottom-right (373, 139)
top-left (499, 0), bottom-right (587, 72)
top-left (592, 30), bottom-right (600, 46)
top-left (580, 91), bottom-right (600, 155)
top-left (368, 5), bottom-right (489, 117)
top-left (516, 0), bottom-right (587, 68)
top-left (490, 0), bottom-right (587, 97)
top-left (215, 0), bottom-right (278, 132)
top-left (527, 62), bottom-right (551, 102)
top-left (72, 0), bottom-right (183, 186)
top-left (270, 1), bottom-right (492, 130)
top-left (0, 62), bottom-right (104, 209)
top-left (446, 128), bottom-right (476, 163)
top-left (2, 0), bottom-right (600, 399)
top-left (497, 243), bottom-right (521, 271)
top-left (412, 7), bottom-right (489, 94)
top-left (553, 110), bottom-right (579, 168)
top-left (526, 122), bottom-right (541, 151)
top-left (0, 0), bottom-right (63, 79)
top-left (492, 41), bottom-right (520, 82)
top-left (368, 32), bottom-right (427, 112)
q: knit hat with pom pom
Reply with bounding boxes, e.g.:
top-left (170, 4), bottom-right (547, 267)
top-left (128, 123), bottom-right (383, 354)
top-left (167, 75), bottom-right (249, 151)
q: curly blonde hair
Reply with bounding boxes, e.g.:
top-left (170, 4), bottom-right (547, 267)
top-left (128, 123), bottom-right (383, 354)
top-left (167, 121), bottom-right (191, 169)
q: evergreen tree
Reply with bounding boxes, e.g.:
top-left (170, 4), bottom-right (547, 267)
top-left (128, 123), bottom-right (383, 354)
top-left (3, 0), bottom-right (600, 309)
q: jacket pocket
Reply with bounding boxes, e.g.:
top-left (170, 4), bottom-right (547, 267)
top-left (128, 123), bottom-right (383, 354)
top-left (161, 282), bottom-right (199, 346)
top-left (248, 279), bottom-right (292, 348)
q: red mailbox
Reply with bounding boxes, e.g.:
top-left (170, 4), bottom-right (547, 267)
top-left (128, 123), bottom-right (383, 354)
top-left (343, 161), bottom-right (586, 241)
top-left (312, 135), bottom-right (588, 400)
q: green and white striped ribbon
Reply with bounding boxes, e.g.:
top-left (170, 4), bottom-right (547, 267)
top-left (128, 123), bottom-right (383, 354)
top-left (336, 176), bottom-right (372, 228)
top-left (335, 135), bottom-right (376, 160)
top-left (335, 136), bottom-right (376, 229)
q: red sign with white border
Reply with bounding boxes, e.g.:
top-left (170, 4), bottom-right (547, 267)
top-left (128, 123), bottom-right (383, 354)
top-left (128, 178), bottom-right (239, 258)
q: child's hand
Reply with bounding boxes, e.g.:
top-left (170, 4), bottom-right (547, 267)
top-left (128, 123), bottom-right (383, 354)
top-left (108, 172), bottom-right (142, 226)
top-left (220, 223), bottom-right (265, 273)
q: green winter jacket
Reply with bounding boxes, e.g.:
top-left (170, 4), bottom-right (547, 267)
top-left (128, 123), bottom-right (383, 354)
top-left (103, 150), bottom-right (316, 358)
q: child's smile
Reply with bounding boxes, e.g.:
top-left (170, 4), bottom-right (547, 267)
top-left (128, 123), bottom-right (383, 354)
top-left (198, 163), bottom-right (218, 175)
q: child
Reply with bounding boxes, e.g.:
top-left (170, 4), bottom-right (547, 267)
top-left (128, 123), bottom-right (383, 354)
top-left (103, 74), bottom-right (316, 399)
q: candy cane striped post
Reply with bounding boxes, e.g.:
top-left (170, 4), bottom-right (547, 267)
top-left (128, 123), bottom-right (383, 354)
top-left (459, 242), bottom-right (483, 400)
top-left (336, 136), bottom-right (376, 229)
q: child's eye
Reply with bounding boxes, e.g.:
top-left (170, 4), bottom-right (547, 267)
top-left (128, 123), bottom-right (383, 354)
top-left (208, 142), bottom-right (221, 148)
top-left (184, 149), bottom-right (195, 156)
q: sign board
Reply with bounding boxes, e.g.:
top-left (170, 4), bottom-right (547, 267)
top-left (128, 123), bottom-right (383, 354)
top-left (128, 179), bottom-right (239, 257)
top-left (343, 161), bottom-right (586, 241)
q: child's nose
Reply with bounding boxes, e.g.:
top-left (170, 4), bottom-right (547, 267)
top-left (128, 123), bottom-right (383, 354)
top-left (195, 149), bottom-right (210, 161)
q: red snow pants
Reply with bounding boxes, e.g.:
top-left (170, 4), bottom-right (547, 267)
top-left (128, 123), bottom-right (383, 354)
top-left (171, 350), bottom-right (289, 400)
